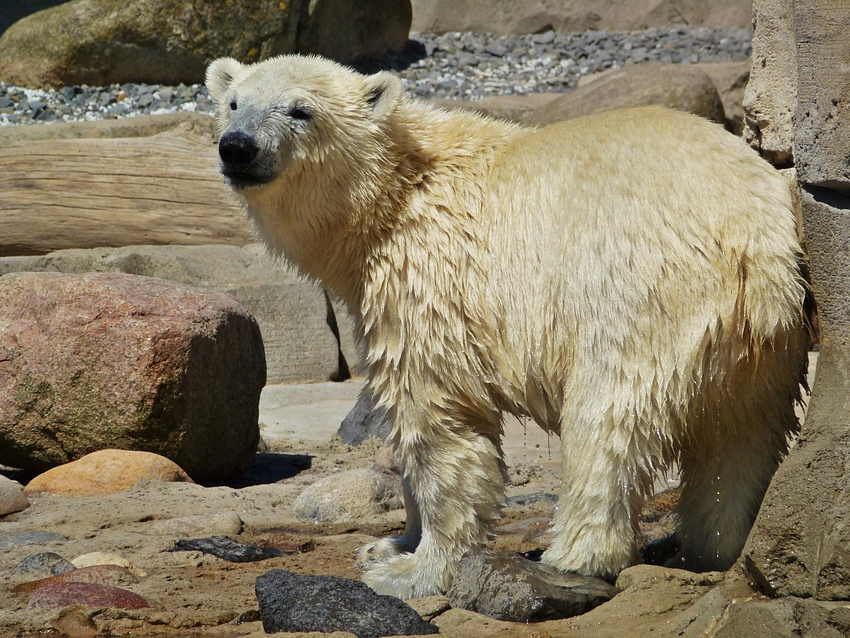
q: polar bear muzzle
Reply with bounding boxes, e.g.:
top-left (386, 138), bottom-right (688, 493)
top-left (218, 131), bottom-right (272, 189)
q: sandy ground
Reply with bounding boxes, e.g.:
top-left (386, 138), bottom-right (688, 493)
top-left (0, 352), bottom-right (819, 637)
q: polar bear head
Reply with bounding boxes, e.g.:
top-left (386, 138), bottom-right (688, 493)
top-left (205, 55), bottom-right (404, 191)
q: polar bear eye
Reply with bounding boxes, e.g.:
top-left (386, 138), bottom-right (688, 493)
top-left (229, 100), bottom-right (238, 111)
top-left (289, 106), bottom-right (312, 121)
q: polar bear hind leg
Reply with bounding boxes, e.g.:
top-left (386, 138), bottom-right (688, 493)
top-left (670, 329), bottom-right (808, 571)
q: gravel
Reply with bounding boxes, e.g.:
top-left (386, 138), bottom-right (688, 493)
top-left (0, 26), bottom-right (751, 127)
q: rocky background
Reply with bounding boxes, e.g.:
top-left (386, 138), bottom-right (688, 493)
top-left (0, 0), bottom-right (845, 636)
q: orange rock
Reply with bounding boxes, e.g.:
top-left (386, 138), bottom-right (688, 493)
top-left (24, 449), bottom-right (193, 497)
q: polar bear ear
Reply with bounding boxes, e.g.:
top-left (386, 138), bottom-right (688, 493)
top-left (206, 58), bottom-right (244, 104)
top-left (363, 71), bottom-right (403, 122)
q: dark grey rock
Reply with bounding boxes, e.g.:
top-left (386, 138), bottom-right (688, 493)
top-left (13, 552), bottom-right (76, 576)
top-left (0, 531), bottom-right (67, 548)
top-left (337, 391), bottom-right (391, 446)
top-left (169, 536), bottom-right (281, 563)
top-left (255, 570), bottom-right (438, 637)
top-left (446, 549), bottom-right (618, 622)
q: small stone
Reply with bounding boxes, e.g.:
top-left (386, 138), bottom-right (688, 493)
top-left (533, 31), bottom-right (556, 45)
top-left (446, 549), bottom-right (618, 622)
top-left (70, 551), bottom-right (146, 578)
top-left (148, 510), bottom-right (243, 538)
top-left (0, 475), bottom-right (29, 515)
top-left (169, 536), bottom-right (281, 563)
top-left (506, 492), bottom-right (558, 507)
top-left (292, 468), bottom-right (402, 524)
top-left (485, 43), bottom-right (508, 57)
top-left (0, 531), bottom-right (67, 548)
top-left (24, 449), bottom-right (194, 497)
top-left (406, 595), bottom-right (451, 621)
top-left (13, 552), bottom-right (76, 577)
top-left (13, 564), bottom-right (139, 594)
top-left (255, 569), bottom-right (438, 636)
top-left (27, 581), bottom-right (149, 611)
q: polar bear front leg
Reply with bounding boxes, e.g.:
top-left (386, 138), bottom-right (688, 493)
top-left (356, 473), bottom-right (422, 561)
top-left (542, 421), bottom-right (651, 581)
top-left (358, 407), bottom-right (506, 599)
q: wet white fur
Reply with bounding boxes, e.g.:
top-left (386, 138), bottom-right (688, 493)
top-left (207, 55), bottom-right (809, 599)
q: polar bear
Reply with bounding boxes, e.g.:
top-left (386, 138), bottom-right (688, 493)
top-left (206, 55), bottom-right (810, 600)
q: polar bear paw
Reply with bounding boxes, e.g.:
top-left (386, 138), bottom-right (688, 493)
top-left (356, 539), bottom-right (451, 599)
top-left (355, 536), bottom-right (407, 569)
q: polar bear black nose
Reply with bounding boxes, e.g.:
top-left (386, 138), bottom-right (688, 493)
top-left (219, 131), bottom-right (259, 166)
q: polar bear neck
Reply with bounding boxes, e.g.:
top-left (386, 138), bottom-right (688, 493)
top-left (242, 100), bottom-right (523, 319)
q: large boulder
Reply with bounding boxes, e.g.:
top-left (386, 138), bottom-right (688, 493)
top-left (0, 0), bottom-right (411, 88)
top-left (0, 0), bottom-right (300, 88)
top-left (0, 271), bottom-right (265, 480)
top-left (526, 63), bottom-right (726, 127)
top-left (410, 0), bottom-right (753, 35)
top-left (297, 0), bottom-right (411, 65)
top-left (0, 244), bottom-right (358, 384)
top-left (698, 61), bottom-right (751, 135)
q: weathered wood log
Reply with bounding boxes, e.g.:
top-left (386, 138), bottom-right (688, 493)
top-left (0, 121), bottom-right (253, 256)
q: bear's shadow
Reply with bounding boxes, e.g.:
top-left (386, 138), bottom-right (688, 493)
top-left (203, 452), bottom-right (313, 489)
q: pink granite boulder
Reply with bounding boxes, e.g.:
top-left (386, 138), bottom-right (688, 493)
top-left (0, 272), bottom-right (265, 480)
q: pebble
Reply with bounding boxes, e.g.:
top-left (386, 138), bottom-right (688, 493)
top-left (0, 475), bottom-right (29, 515)
top-left (0, 27), bottom-right (751, 126)
top-left (169, 536), bottom-right (282, 563)
top-left (13, 552), bottom-right (76, 577)
top-left (255, 569), bottom-right (438, 636)
top-left (27, 581), bottom-right (150, 611)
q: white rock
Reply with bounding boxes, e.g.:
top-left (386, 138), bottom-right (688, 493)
top-left (71, 551), bottom-right (147, 577)
top-left (292, 468), bottom-right (402, 523)
top-left (0, 475), bottom-right (29, 515)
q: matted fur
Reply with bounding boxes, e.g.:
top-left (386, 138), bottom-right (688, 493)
top-left (206, 54), bottom-right (809, 599)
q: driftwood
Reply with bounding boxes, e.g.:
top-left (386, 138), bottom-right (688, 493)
top-left (0, 120), bottom-right (253, 256)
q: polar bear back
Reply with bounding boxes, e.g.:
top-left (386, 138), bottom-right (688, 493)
top-left (450, 106), bottom-right (804, 432)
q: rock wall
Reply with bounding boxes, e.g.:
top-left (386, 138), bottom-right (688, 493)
top-left (742, 0), bottom-right (850, 602)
